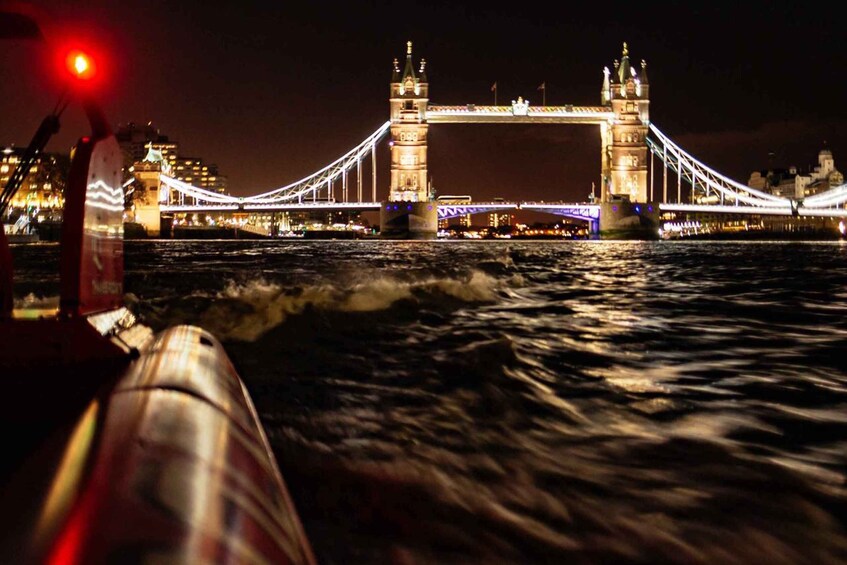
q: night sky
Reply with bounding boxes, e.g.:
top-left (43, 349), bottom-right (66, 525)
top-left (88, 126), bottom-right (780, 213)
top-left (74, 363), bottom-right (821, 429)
top-left (2, 1), bottom-right (846, 203)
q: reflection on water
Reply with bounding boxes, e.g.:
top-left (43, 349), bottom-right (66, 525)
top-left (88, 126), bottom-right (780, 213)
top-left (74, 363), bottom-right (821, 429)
top-left (10, 240), bottom-right (847, 563)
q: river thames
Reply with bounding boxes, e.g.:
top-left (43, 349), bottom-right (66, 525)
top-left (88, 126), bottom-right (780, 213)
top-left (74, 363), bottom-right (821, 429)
top-left (11, 239), bottom-right (847, 564)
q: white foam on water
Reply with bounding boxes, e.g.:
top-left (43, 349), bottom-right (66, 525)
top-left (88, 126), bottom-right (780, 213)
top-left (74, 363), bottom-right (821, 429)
top-left (199, 270), bottom-right (504, 341)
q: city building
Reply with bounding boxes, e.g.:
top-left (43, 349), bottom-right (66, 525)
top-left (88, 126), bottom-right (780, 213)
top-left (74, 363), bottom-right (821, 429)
top-left (1, 146), bottom-right (68, 217)
top-left (172, 157), bottom-right (227, 194)
top-left (488, 211), bottom-right (514, 228)
top-left (115, 122), bottom-right (170, 166)
top-left (204, 164), bottom-right (228, 194)
top-left (119, 122), bottom-right (229, 197)
top-left (488, 197), bottom-right (514, 229)
top-left (747, 147), bottom-right (843, 199)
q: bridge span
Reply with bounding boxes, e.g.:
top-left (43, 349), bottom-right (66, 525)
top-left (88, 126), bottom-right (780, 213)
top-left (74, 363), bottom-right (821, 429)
top-left (159, 201), bottom-right (605, 232)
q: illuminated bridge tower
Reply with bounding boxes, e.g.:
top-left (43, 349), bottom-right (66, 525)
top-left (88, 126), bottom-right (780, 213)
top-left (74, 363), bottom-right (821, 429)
top-left (380, 41), bottom-right (438, 239)
top-left (602, 42), bottom-right (649, 202)
top-left (598, 42), bottom-right (657, 236)
top-left (389, 41), bottom-right (429, 202)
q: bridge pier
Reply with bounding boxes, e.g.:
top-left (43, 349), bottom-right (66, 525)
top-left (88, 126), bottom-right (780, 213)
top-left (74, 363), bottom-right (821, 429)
top-left (589, 218), bottom-right (600, 236)
top-left (598, 200), bottom-right (659, 239)
top-left (134, 204), bottom-right (162, 237)
top-left (379, 201), bottom-right (438, 239)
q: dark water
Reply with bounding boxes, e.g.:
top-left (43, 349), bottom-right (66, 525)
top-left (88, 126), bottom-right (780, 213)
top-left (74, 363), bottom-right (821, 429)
top-left (10, 240), bottom-right (847, 564)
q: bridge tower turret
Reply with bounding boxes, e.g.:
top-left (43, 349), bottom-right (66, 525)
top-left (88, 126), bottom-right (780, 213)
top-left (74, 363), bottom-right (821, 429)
top-left (601, 42), bottom-right (650, 203)
top-left (388, 41), bottom-right (429, 202)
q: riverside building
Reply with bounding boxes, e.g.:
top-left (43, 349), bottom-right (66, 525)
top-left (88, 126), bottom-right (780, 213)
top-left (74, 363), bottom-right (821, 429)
top-left (0, 146), bottom-right (67, 214)
top-left (118, 122), bottom-right (229, 197)
top-left (747, 147), bottom-right (844, 199)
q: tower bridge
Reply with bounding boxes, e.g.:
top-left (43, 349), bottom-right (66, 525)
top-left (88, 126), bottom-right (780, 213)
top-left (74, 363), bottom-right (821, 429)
top-left (132, 42), bottom-right (847, 239)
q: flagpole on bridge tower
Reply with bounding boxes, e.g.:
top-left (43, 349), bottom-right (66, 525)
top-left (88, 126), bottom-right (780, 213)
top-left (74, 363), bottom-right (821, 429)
top-left (491, 81), bottom-right (497, 105)
top-left (538, 82), bottom-right (546, 106)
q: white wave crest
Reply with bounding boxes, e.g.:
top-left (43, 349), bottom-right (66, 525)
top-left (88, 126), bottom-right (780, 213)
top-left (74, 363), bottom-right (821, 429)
top-left (199, 271), bottom-right (502, 341)
top-left (420, 270), bottom-right (499, 303)
top-left (340, 278), bottom-right (414, 312)
top-left (200, 280), bottom-right (336, 342)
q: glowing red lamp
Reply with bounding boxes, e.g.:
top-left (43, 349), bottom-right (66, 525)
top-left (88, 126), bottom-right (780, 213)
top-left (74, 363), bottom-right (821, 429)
top-left (64, 49), bottom-right (96, 81)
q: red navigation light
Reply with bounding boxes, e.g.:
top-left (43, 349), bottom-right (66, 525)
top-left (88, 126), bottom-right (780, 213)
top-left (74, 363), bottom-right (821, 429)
top-left (65, 50), bottom-right (96, 81)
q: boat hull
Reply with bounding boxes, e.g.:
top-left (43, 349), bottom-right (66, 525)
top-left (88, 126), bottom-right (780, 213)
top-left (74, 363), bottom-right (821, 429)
top-left (0, 325), bottom-right (315, 564)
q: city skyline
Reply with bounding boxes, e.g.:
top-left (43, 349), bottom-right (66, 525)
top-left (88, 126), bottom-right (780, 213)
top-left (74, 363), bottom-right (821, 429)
top-left (2, 1), bottom-right (846, 202)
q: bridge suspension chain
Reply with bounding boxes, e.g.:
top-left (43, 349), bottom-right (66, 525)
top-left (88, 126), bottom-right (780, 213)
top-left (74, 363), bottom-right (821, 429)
top-left (159, 121), bottom-right (391, 207)
top-left (243, 121), bottom-right (390, 204)
top-left (647, 124), bottom-right (790, 208)
top-left (803, 182), bottom-right (847, 209)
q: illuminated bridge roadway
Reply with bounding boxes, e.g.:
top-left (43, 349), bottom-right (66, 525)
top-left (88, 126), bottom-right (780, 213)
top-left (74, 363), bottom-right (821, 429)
top-left (160, 199), bottom-right (604, 225)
